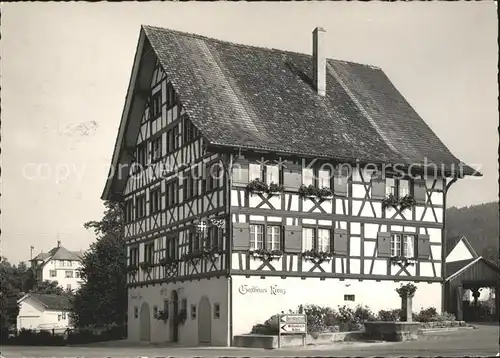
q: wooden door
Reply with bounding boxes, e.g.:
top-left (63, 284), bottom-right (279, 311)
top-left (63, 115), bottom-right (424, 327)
top-left (198, 296), bottom-right (211, 345)
top-left (139, 302), bottom-right (151, 341)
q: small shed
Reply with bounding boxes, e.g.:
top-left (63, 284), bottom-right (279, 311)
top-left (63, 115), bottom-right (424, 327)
top-left (444, 256), bottom-right (500, 321)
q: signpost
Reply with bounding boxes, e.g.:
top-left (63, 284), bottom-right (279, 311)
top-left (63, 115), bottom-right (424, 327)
top-left (278, 314), bottom-right (307, 348)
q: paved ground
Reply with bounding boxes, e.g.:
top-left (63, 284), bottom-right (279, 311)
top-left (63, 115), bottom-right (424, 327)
top-left (2, 323), bottom-right (498, 357)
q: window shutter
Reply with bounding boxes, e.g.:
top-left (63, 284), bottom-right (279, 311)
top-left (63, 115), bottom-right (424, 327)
top-left (333, 172), bottom-right (348, 197)
top-left (414, 180), bottom-right (427, 204)
top-left (284, 225), bottom-right (302, 253)
top-left (417, 234), bottom-right (431, 259)
top-left (333, 228), bottom-right (348, 255)
top-left (371, 178), bottom-right (386, 200)
top-left (377, 232), bottom-right (391, 258)
top-left (283, 164), bottom-right (302, 191)
top-left (232, 222), bottom-right (250, 250)
top-left (233, 163), bottom-right (249, 186)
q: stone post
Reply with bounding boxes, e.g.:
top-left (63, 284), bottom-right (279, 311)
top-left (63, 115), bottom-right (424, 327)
top-left (401, 295), bottom-right (413, 322)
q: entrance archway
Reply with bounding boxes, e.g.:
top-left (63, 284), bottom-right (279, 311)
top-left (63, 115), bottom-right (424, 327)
top-left (198, 295), bottom-right (211, 345)
top-left (170, 290), bottom-right (179, 342)
top-left (139, 302), bottom-right (151, 341)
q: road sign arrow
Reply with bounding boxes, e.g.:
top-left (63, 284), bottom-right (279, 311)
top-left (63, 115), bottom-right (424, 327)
top-left (280, 316), bottom-right (286, 322)
top-left (280, 324), bottom-right (287, 332)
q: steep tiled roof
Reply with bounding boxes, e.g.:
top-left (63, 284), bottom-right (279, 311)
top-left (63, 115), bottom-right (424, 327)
top-left (102, 26), bottom-right (478, 199)
top-left (23, 293), bottom-right (73, 311)
top-left (30, 246), bottom-right (82, 265)
top-left (446, 258), bottom-right (476, 277)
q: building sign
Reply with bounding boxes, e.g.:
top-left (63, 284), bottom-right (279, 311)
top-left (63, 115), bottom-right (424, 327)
top-left (279, 314), bottom-right (307, 335)
top-left (238, 284), bottom-right (286, 295)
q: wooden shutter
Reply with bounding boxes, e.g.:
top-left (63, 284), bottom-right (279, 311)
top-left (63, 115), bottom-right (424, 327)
top-left (377, 232), bottom-right (391, 258)
top-left (233, 163), bottom-right (249, 186)
top-left (413, 180), bottom-right (427, 204)
top-left (232, 222), bottom-right (250, 250)
top-left (333, 171), bottom-right (348, 197)
top-left (417, 234), bottom-right (431, 259)
top-left (333, 228), bottom-right (348, 255)
top-left (371, 178), bottom-right (386, 200)
top-left (284, 226), bottom-right (302, 253)
top-left (283, 164), bottom-right (302, 191)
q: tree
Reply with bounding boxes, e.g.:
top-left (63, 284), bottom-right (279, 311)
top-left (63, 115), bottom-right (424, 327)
top-left (71, 200), bottom-right (127, 328)
top-left (31, 280), bottom-right (67, 295)
top-left (0, 258), bottom-right (25, 334)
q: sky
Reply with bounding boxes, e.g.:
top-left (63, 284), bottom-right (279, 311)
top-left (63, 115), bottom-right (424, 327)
top-left (1, 2), bottom-right (498, 264)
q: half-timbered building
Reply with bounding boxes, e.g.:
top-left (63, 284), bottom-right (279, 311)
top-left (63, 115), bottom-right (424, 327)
top-left (101, 25), bottom-right (479, 346)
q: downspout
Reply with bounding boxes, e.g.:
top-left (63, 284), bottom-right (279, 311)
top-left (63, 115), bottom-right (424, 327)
top-left (225, 153), bottom-right (234, 346)
top-left (442, 176), bottom-right (458, 312)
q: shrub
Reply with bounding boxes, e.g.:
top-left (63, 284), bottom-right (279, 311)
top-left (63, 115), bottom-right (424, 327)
top-left (413, 307), bottom-right (438, 323)
top-left (354, 305), bottom-right (377, 322)
top-left (301, 304), bottom-right (334, 333)
top-left (377, 309), bottom-right (402, 321)
top-left (436, 311), bottom-right (456, 322)
top-left (250, 314), bottom-right (279, 335)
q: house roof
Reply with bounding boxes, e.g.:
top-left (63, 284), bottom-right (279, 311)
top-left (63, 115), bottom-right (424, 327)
top-left (445, 256), bottom-right (500, 282)
top-left (18, 293), bottom-right (73, 311)
top-left (31, 246), bottom-right (83, 265)
top-left (445, 235), bottom-right (479, 257)
top-left (102, 26), bottom-right (479, 200)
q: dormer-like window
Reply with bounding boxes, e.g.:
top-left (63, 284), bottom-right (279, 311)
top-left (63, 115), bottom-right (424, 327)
top-left (150, 91), bottom-right (162, 119)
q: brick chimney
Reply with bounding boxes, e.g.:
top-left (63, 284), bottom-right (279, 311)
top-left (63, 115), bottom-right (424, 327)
top-left (312, 27), bottom-right (326, 96)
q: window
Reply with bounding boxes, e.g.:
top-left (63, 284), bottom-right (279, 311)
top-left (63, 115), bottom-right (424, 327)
top-left (167, 82), bottom-right (176, 108)
top-left (249, 163), bottom-right (262, 181)
top-left (151, 136), bottom-right (162, 162)
top-left (163, 300), bottom-right (169, 319)
top-left (150, 91), bottom-right (162, 119)
top-left (232, 163), bottom-right (249, 185)
top-left (136, 143), bottom-right (147, 171)
top-left (167, 126), bottom-right (179, 153)
top-left (391, 234), bottom-right (415, 258)
top-left (167, 236), bottom-right (177, 259)
top-left (124, 199), bottom-right (134, 223)
top-left (58, 315), bottom-right (61, 321)
top-left (66, 284), bottom-right (72, 291)
top-left (318, 169), bottom-right (331, 189)
top-left (65, 270), bottom-right (73, 278)
top-left (150, 187), bottom-right (161, 214)
top-left (303, 227), bottom-right (331, 252)
top-left (206, 162), bottom-right (221, 191)
top-left (266, 226), bottom-right (281, 251)
top-left (183, 117), bottom-right (198, 143)
top-left (166, 181), bottom-right (177, 207)
top-left (344, 294), bottom-right (355, 301)
top-left (317, 229), bottom-right (331, 252)
top-left (302, 168), bottom-right (314, 186)
top-left (135, 195), bottom-right (146, 219)
top-left (208, 226), bottom-right (222, 250)
top-left (61, 312), bottom-right (67, 319)
top-left (181, 298), bottom-right (187, 313)
top-left (333, 167), bottom-right (348, 196)
top-left (386, 178), bottom-right (410, 199)
top-left (249, 224), bottom-right (264, 250)
top-left (184, 170), bottom-right (198, 200)
top-left (153, 306), bottom-right (158, 319)
top-left (75, 271), bottom-right (81, 279)
top-left (214, 303), bottom-right (220, 319)
top-left (129, 246), bottom-right (139, 266)
top-left (50, 270), bottom-right (57, 277)
top-left (134, 307), bottom-right (139, 319)
top-left (399, 180), bottom-right (410, 198)
top-left (387, 178), bottom-right (397, 196)
top-left (191, 304), bottom-right (197, 319)
top-left (144, 242), bottom-right (154, 264)
top-left (265, 165), bottom-right (280, 185)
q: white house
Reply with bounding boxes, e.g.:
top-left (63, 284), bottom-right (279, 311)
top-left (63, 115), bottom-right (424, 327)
top-left (30, 241), bottom-right (84, 292)
top-left (16, 293), bottom-right (72, 331)
top-left (101, 26), bottom-right (480, 346)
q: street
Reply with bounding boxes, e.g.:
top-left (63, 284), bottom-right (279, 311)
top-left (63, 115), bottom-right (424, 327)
top-left (2, 324), bottom-right (498, 357)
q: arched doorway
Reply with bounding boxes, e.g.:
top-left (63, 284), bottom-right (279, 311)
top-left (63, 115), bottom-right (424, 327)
top-left (139, 302), bottom-right (151, 341)
top-left (198, 296), bottom-right (211, 345)
top-left (170, 290), bottom-right (179, 342)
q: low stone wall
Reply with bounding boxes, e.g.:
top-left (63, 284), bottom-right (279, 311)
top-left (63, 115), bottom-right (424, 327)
top-left (419, 320), bottom-right (467, 329)
top-left (233, 331), bottom-right (365, 349)
top-left (364, 321), bottom-right (421, 342)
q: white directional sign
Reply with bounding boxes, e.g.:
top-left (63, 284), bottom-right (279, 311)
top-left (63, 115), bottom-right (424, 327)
top-left (279, 314), bottom-right (307, 334)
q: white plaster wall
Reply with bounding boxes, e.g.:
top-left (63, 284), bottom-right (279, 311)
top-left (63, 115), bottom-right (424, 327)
top-left (17, 299), bottom-right (70, 330)
top-left (128, 278), bottom-right (230, 346)
top-left (231, 276), bottom-right (441, 336)
top-left (41, 260), bottom-right (83, 291)
top-left (446, 240), bottom-right (475, 263)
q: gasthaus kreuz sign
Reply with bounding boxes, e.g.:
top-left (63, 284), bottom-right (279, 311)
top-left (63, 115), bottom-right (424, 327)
top-left (278, 314), bottom-right (307, 348)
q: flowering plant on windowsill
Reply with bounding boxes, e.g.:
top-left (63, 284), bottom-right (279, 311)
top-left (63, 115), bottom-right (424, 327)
top-left (245, 178), bottom-right (268, 194)
top-left (390, 256), bottom-right (417, 267)
top-left (157, 310), bottom-right (168, 322)
top-left (396, 282), bottom-right (418, 298)
top-left (317, 187), bottom-right (333, 200)
top-left (382, 193), bottom-right (399, 209)
top-left (139, 261), bottom-right (154, 272)
top-left (298, 184), bottom-right (318, 198)
top-left (181, 247), bottom-right (223, 261)
top-left (127, 264), bottom-right (138, 274)
top-left (382, 194), bottom-right (417, 210)
top-left (159, 257), bottom-right (178, 267)
top-left (399, 195), bottom-right (417, 210)
top-left (301, 250), bottom-right (334, 261)
top-left (249, 249), bottom-right (283, 261)
top-left (267, 182), bottom-right (284, 195)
